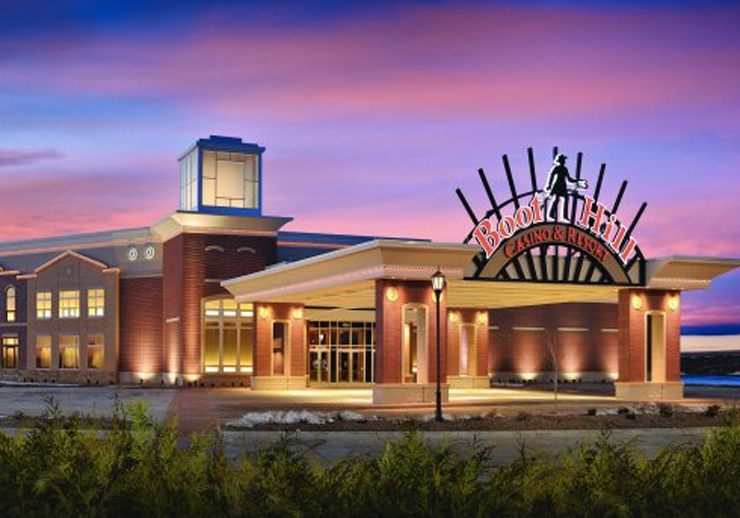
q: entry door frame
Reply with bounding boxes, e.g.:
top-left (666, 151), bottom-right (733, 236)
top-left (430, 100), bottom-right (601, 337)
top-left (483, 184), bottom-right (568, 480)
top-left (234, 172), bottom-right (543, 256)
top-left (401, 303), bottom-right (429, 384)
top-left (270, 319), bottom-right (291, 377)
top-left (645, 310), bottom-right (666, 383)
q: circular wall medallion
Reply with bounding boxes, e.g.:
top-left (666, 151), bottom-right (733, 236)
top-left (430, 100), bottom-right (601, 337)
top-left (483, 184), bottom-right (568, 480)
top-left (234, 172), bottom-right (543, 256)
top-left (144, 245), bottom-right (155, 260)
top-left (386, 286), bottom-right (399, 302)
top-left (127, 247), bottom-right (138, 262)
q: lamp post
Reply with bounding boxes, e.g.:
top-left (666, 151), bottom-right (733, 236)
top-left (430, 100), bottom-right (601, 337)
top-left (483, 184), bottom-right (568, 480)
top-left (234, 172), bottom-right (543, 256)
top-left (431, 268), bottom-right (446, 422)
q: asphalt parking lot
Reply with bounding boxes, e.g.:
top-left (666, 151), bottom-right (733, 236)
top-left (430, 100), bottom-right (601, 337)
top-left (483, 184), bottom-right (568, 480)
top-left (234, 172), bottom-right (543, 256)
top-left (1, 382), bottom-right (737, 431)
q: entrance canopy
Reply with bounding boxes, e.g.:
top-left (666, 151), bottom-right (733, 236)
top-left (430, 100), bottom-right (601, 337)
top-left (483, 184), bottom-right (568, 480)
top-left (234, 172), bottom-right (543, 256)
top-left (223, 239), bottom-right (739, 309)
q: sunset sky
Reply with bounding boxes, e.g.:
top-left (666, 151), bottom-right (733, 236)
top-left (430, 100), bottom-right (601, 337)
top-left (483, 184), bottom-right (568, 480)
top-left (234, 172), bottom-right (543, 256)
top-left (1, 0), bottom-right (739, 331)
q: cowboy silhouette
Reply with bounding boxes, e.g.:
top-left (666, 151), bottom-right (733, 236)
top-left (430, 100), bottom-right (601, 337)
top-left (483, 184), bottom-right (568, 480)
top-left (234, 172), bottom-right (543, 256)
top-left (544, 153), bottom-right (588, 222)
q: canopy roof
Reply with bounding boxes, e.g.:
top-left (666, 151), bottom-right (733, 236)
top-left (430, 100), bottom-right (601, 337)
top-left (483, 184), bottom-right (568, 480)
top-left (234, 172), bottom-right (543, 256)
top-left (223, 240), bottom-right (740, 310)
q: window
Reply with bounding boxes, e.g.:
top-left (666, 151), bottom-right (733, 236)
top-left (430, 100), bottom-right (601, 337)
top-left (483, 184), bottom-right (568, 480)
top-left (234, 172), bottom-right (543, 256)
top-left (179, 147), bottom-right (199, 211)
top-left (1, 335), bottom-right (18, 368)
top-left (202, 299), bottom-right (254, 374)
top-left (36, 334), bottom-right (51, 368)
top-left (5, 286), bottom-right (16, 322)
top-left (87, 334), bottom-right (104, 369)
top-left (59, 290), bottom-right (80, 318)
top-left (37, 292), bottom-right (52, 319)
top-left (59, 335), bottom-right (79, 369)
top-left (88, 289), bottom-right (105, 317)
top-left (201, 151), bottom-right (258, 209)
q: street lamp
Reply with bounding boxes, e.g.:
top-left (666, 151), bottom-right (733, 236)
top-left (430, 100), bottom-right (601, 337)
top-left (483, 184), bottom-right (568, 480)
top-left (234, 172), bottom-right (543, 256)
top-left (431, 268), bottom-right (446, 422)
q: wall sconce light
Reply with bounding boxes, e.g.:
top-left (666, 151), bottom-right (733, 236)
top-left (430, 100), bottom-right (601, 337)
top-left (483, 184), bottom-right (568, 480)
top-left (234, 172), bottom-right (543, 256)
top-left (386, 286), bottom-right (399, 302)
top-left (448, 312), bottom-right (459, 323)
top-left (292, 308), bottom-right (303, 319)
top-left (631, 295), bottom-right (642, 310)
top-left (477, 312), bottom-right (488, 325)
top-left (258, 306), bottom-right (269, 320)
top-left (668, 296), bottom-right (679, 312)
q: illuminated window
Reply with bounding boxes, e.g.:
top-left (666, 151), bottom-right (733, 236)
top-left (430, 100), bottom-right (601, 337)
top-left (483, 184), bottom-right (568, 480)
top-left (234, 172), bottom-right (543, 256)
top-left (1, 335), bottom-right (18, 368)
top-left (59, 335), bottom-right (79, 369)
top-left (202, 298), bottom-right (253, 374)
top-left (87, 334), bottom-right (104, 369)
top-left (88, 289), bottom-right (105, 317)
top-left (59, 290), bottom-right (80, 319)
top-left (37, 292), bottom-right (52, 319)
top-left (5, 286), bottom-right (16, 322)
top-left (36, 334), bottom-right (51, 368)
top-left (179, 147), bottom-right (199, 211)
top-left (201, 151), bottom-right (258, 209)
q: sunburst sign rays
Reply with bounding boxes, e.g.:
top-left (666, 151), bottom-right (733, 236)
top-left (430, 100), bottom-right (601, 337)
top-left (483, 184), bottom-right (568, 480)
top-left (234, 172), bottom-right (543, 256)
top-left (457, 147), bottom-right (646, 286)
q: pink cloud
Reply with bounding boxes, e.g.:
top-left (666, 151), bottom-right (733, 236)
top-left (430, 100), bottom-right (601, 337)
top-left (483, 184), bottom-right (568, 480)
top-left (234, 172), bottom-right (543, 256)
top-left (3, 4), bottom-right (739, 127)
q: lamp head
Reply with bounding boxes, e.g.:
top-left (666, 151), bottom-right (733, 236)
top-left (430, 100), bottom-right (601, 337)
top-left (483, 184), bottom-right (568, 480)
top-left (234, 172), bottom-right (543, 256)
top-left (431, 269), bottom-right (446, 295)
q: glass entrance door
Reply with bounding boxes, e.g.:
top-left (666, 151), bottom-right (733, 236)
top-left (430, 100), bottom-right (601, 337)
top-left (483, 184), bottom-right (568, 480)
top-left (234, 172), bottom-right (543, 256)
top-left (307, 321), bottom-right (375, 385)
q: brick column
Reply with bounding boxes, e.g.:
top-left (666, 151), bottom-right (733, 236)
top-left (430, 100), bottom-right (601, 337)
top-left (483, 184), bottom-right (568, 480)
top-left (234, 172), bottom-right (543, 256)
top-left (251, 302), bottom-right (306, 390)
top-left (182, 234), bottom-right (206, 380)
top-left (616, 288), bottom-right (683, 400)
top-left (373, 279), bottom-right (448, 404)
top-left (445, 308), bottom-right (490, 389)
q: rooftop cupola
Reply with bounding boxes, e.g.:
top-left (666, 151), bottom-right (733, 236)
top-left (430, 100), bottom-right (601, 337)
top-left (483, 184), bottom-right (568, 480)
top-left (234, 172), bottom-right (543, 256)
top-left (178, 135), bottom-right (265, 216)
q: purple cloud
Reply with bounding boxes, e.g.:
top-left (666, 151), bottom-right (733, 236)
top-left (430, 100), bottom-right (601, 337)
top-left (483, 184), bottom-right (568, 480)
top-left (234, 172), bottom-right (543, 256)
top-left (0, 149), bottom-right (64, 168)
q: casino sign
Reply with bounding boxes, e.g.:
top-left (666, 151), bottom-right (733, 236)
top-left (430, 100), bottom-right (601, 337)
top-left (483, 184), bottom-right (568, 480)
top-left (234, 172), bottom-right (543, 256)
top-left (457, 148), bottom-right (646, 285)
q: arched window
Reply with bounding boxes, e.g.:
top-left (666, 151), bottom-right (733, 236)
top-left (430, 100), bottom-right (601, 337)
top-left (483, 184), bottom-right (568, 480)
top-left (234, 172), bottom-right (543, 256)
top-left (5, 286), bottom-right (16, 323)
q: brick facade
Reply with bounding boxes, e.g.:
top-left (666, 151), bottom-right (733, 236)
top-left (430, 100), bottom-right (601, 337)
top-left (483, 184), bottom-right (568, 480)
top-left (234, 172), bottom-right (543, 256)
top-left (446, 308), bottom-right (489, 378)
top-left (489, 302), bottom-right (619, 381)
top-left (23, 253), bottom-right (119, 382)
top-left (119, 277), bottom-right (163, 375)
top-left (375, 279), bottom-right (447, 384)
top-left (618, 288), bottom-right (681, 383)
top-left (161, 232), bottom-right (278, 382)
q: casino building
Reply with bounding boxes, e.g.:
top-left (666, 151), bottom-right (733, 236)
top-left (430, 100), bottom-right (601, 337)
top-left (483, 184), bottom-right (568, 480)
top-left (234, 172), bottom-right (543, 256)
top-left (0, 135), bottom-right (736, 403)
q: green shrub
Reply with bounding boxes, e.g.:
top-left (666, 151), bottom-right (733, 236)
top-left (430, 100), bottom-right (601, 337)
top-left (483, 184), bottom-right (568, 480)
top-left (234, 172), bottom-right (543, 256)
top-left (706, 404), bottom-right (721, 418)
top-left (3, 400), bottom-right (740, 517)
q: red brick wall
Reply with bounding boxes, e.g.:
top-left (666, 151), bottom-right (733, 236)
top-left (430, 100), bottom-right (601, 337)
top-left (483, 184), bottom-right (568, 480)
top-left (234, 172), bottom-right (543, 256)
top-left (119, 277), bottom-right (163, 373)
top-left (182, 234), bottom-right (206, 376)
top-left (163, 232), bottom-right (278, 379)
top-left (489, 302), bottom-right (619, 378)
top-left (253, 302), bottom-right (305, 377)
top-left (375, 279), bottom-right (447, 384)
top-left (618, 289), bottom-right (681, 383)
top-left (447, 308), bottom-right (489, 377)
top-left (204, 235), bottom-right (276, 281)
top-left (163, 234), bottom-right (184, 375)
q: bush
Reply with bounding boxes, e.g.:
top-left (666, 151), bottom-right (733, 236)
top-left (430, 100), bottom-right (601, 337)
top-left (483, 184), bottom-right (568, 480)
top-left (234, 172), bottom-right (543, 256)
top-left (658, 403), bottom-right (674, 418)
top-left (706, 404), bottom-right (721, 418)
top-left (4, 400), bottom-right (740, 517)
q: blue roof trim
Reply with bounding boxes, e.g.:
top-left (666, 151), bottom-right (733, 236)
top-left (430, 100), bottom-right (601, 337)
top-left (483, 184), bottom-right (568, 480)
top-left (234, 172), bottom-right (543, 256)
top-left (197, 135), bottom-right (265, 154)
top-left (278, 231), bottom-right (429, 246)
top-left (196, 206), bottom-right (262, 217)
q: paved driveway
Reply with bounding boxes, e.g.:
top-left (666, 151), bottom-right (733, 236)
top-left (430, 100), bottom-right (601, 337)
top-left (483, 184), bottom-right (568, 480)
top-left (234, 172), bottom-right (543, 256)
top-left (0, 382), bottom-right (737, 432)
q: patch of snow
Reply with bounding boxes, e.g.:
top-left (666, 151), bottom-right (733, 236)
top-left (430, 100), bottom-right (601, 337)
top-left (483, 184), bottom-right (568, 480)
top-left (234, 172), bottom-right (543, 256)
top-left (680, 405), bottom-right (709, 414)
top-left (228, 410), bottom-right (372, 429)
top-left (596, 408), bottom-right (620, 416)
top-left (420, 413), bottom-right (455, 422)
